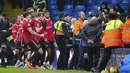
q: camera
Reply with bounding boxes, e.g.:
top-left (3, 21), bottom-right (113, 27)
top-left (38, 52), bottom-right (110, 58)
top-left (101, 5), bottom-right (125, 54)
top-left (0, 43), bottom-right (7, 52)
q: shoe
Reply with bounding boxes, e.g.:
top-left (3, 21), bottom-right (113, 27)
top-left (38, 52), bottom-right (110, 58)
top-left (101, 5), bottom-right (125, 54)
top-left (91, 68), bottom-right (100, 73)
top-left (43, 62), bottom-right (50, 69)
top-left (19, 62), bottom-right (24, 67)
top-left (24, 64), bottom-right (29, 68)
top-left (15, 60), bottom-right (21, 68)
top-left (26, 61), bottom-right (31, 68)
top-left (49, 65), bottom-right (54, 70)
top-left (41, 65), bottom-right (46, 69)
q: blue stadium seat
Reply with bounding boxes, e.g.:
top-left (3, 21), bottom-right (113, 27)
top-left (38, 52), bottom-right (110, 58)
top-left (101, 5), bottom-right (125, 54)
top-left (95, 0), bottom-right (108, 4)
top-left (108, 4), bottom-right (113, 8)
top-left (64, 5), bottom-right (73, 11)
top-left (48, 5), bottom-right (58, 10)
top-left (93, 5), bottom-right (98, 10)
top-left (63, 10), bottom-right (72, 15)
top-left (52, 16), bottom-right (58, 21)
top-left (122, 0), bottom-right (130, 5)
top-left (72, 15), bottom-right (78, 19)
top-left (87, 0), bottom-right (94, 4)
top-left (111, 0), bottom-right (120, 4)
top-left (48, 0), bottom-right (57, 5)
top-left (74, 5), bottom-right (85, 12)
top-left (50, 10), bottom-right (59, 16)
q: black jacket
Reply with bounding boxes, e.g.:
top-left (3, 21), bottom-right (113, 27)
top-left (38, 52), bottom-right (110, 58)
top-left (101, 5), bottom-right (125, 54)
top-left (81, 19), bottom-right (102, 48)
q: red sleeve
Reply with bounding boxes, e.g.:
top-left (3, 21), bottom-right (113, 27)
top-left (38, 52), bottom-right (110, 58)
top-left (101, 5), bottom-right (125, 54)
top-left (23, 21), bottom-right (31, 29)
top-left (12, 24), bottom-right (18, 43)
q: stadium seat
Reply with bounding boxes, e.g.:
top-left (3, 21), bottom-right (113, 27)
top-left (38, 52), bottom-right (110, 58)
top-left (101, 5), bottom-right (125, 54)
top-left (108, 4), bottom-right (113, 8)
top-left (64, 5), bottom-right (73, 11)
top-left (63, 10), bottom-right (72, 15)
top-left (122, 0), bottom-right (129, 5)
top-left (48, 5), bottom-right (58, 10)
top-left (50, 10), bottom-right (59, 16)
top-left (111, 0), bottom-right (120, 4)
top-left (87, 0), bottom-right (94, 4)
top-left (93, 5), bottom-right (98, 10)
top-left (52, 16), bottom-right (58, 21)
top-left (74, 5), bottom-right (85, 12)
top-left (47, 0), bottom-right (57, 5)
top-left (95, 0), bottom-right (108, 4)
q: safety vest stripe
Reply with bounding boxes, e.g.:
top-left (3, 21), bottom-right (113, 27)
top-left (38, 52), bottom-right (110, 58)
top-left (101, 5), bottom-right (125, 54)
top-left (66, 44), bottom-right (72, 46)
top-left (75, 38), bottom-right (81, 41)
top-left (123, 40), bottom-right (130, 42)
top-left (122, 30), bottom-right (130, 32)
top-left (73, 28), bottom-right (78, 30)
top-left (103, 39), bottom-right (122, 42)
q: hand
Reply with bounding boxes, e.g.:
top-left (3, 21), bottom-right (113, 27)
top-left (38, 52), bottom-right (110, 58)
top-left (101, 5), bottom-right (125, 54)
top-left (15, 49), bottom-right (19, 54)
top-left (98, 7), bottom-right (100, 10)
top-left (39, 34), bottom-right (44, 38)
top-left (117, 12), bottom-right (121, 15)
top-left (89, 12), bottom-right (92, 15)
top-left (104, 9), bottom-right (108, 12)
top-left (87, 39), bottom-right (92, 43)
top-left (90, 39), bottom-right (94, 44)
top-left (44, 39), bottom-right (49, 42)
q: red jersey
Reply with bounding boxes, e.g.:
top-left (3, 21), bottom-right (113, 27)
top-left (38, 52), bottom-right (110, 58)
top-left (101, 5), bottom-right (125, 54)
top-left (12, 22), bottom-right (19, 44)
top-left (33, 19), bottom-right (43, 41)
top-left (22, 19), bottom-right (33, 44)
top-left (17, 21), bottom-right (24, 42)
top-left (44, 18), bottom-right (54, 41)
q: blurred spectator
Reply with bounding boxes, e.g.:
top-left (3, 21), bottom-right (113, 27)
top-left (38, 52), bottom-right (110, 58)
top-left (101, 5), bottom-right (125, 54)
top-left (81, 17), bottom-right (102, 71)
top-left (113, 4), bottom-right (125, 22)
top-left (128, 6), bottom-right (130, 15)
top-left (57, 0), bottom-right (85, 11)
top-left (100, 2), bottom-right (110, 14)
top-left (0, 0), bottom-right (4, 7)
top-left (0, 0), bottom-right (4, 13)
top-left (12, 0), bottom-right (23, 8)
top-left (23, 0), bottom-right (33, 11)
top-left (57, 0), bottom-right (67, 11)
top-left (120, 15), bottom-right (130, 48)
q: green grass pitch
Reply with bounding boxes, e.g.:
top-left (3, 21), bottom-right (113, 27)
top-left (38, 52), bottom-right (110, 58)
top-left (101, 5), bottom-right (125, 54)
top-left (0, 66), bottom-right (90, 73)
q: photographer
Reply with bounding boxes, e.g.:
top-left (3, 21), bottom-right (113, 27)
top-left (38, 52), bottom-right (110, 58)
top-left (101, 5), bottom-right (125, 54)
top-left (0, 13), bottom-right (9, 68)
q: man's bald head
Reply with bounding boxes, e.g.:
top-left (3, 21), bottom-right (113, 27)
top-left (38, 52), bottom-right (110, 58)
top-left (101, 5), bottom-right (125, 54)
top-left (79, 11), bottom-right (85, 20)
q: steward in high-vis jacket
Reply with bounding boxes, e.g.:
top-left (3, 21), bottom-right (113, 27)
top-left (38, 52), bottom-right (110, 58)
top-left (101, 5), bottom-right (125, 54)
top-left (120, 15), bottom-right (130, 48)
top-left (54, 12), bottom-right (69, 70)
top-left (96, 12), bottom-right (124, 72)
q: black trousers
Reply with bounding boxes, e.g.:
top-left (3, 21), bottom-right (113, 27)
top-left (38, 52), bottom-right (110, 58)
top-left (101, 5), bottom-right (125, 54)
top-left (87, 47), bottom-right (100, 70)
top-left (124, 44), bottom-right (130, 48)
top-left (56, 35), bottom-right (67, 69)
top-left (64, 39), bottom-right (72, 68)
top-left (97, 47), bottom-right (118, 71)
top-left (69, 42), bottom-right (79, 69)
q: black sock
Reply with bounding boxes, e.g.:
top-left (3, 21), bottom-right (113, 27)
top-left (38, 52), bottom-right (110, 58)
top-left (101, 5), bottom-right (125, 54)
top-left (31, 52), bottom-right (40, 67)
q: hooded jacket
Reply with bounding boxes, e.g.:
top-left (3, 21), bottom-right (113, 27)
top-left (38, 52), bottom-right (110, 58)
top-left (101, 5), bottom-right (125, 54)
top-left (81, 18), bottom-right (103, 47)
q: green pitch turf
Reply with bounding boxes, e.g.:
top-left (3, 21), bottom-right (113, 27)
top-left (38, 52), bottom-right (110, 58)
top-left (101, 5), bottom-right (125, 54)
top-left (0, 66), bottom-right (90, 73)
